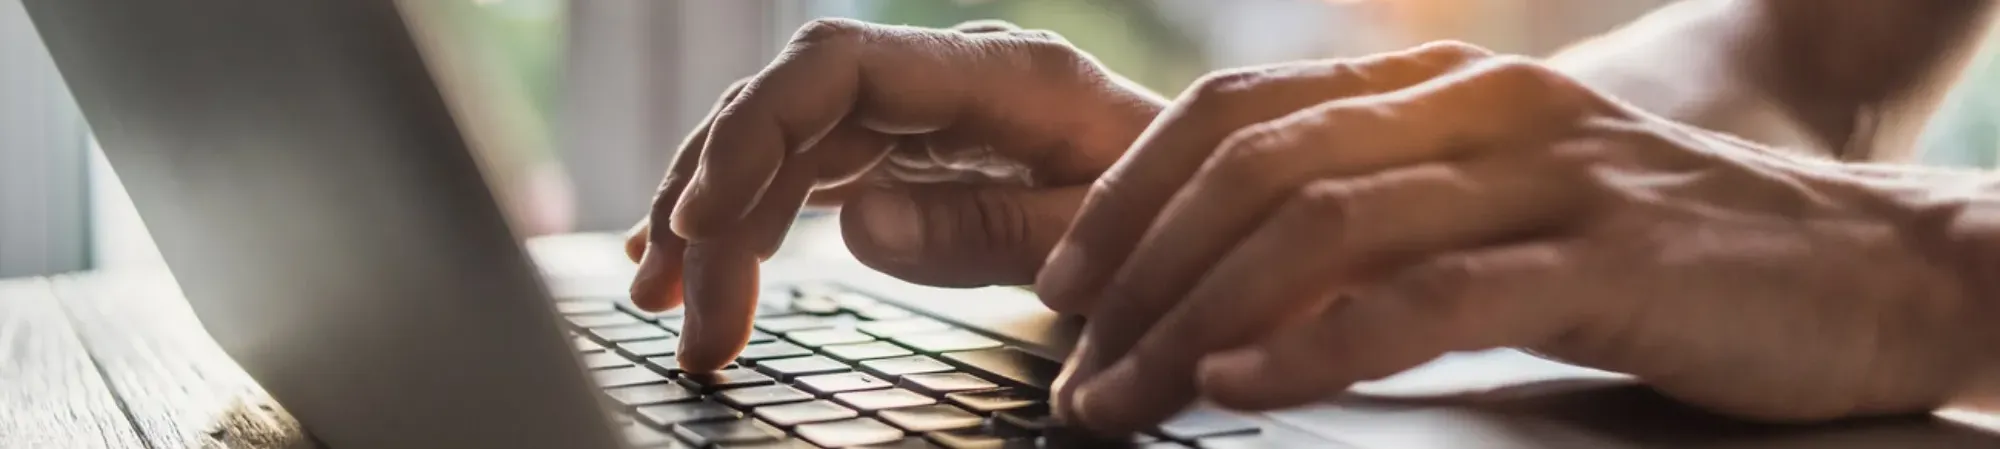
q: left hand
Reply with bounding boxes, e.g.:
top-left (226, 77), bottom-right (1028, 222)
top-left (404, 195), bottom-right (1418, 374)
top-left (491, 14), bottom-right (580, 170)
top-left (1036, 42), bottom-right (1993, 434)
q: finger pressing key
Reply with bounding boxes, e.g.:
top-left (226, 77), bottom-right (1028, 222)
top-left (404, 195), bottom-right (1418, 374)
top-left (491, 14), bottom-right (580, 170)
top-left (1065, 56), bottom-right (1611, 433)
top-left (631, 80), bottom-right (749, 312)
top-left (1042, 41), bottom-right (1494, 428)
top-left (1035, 41), bottom-right (1494, 314)
top-left (1074, 159), bottom-right (1585, 430)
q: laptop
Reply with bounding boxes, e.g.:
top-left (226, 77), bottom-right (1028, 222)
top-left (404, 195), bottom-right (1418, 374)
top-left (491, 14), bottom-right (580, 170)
top-left (25, 0), bottom-right (2000, 447)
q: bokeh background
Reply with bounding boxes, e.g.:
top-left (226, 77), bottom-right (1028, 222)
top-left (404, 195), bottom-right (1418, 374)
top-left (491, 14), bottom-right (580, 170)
top-left (2, 0), bottom-right (1994, 277)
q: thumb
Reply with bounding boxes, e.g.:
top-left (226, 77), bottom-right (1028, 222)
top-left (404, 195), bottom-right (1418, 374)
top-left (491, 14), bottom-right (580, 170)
top-left (840, 184), bottom-right (1085, 287)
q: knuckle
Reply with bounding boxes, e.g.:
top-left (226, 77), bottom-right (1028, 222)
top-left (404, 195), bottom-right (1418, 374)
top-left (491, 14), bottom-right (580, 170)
top-left (1014, 37), bottom-right (1089, 72)
top-left (1010, 28), bottom-right (1069, 44)
top-left (1476, 56), bottom-right (1567, 90)
top-left (1285, 180), bottom-right (1359, 235)
top-left (979, 34), bottom-right (1096, 88)
top-left (886, 187), bottom-right (1029, 279)
top-left (1206, 124), bottom-right (1299, 190)
top-left (720, 77), bottom-right (753, 101)
top-left (1396, 258), bottom-right (1480, 321)
top-left (790, 18), bottom-right (868, 46)
top-left (950, 19), bottom-right (1021, 33)
top-left (959, 188), bottom-right (1031, 255)
top-left (1184, 68), bottom-right (1269, 113)
top-left (1412, 40), bottom-right (1494, 63)
top-left (648, 189), bottom-right (680, 220)
top-left (1469, 55), bottom-right (1595, 108)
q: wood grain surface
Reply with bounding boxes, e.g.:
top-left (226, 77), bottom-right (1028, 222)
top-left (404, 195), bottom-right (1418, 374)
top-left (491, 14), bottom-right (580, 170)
top-left (0, 277), bottom-right (147, 449)
top-left (52, 272), bottom-right (313, 449)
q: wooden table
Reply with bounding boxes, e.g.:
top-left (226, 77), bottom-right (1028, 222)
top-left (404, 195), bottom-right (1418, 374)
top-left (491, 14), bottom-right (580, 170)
top-left (11, 231), bottom-right (2000, 448)
top-left (0, 231), bottom-right (831, 449)
top-left (2, 272), bottom-right (314, 449)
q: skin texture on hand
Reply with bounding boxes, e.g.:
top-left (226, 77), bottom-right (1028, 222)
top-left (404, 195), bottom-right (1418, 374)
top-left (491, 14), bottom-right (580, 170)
top-left (624, 19), bottom-right (1164, 372)
top-left (1032, 41), bottom-right (1998, 434)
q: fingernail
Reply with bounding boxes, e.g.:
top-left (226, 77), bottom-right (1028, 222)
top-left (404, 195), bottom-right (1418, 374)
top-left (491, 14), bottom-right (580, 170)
top-left (1035, 243), bottom-right (1089, 310)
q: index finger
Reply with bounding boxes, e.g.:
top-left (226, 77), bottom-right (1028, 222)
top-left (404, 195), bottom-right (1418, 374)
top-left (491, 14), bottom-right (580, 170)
top-left (1035, 40), bottom-right (1489, 418)
top-left (1034, 41), bottom-right (1492, 313)
top-left (1070, 56), bottom-right (1614, 433)
top-left (667, 18), bottom-right (1098, 239)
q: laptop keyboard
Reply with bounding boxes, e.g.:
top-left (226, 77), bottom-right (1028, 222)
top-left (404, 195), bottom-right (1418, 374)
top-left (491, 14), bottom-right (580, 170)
top-left (558, 282), bottom-right (1259, 448)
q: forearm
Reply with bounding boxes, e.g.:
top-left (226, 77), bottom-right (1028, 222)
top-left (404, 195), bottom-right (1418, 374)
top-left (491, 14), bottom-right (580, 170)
top-left (1549, 0), bottom-right (1995, 160)
top-left (1546, 0), bottom-right (1764, 139)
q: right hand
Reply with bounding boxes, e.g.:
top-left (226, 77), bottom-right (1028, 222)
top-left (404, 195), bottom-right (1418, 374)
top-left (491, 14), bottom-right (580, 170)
top-left (625, 19), bottom-right (1165, 372)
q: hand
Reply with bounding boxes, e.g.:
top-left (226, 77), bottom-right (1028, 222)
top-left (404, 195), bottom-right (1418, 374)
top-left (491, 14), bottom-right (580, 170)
top-left (1035, 41), bottom-right (1994, 433)
top-left (625, 19), bottom-right (1164, 372)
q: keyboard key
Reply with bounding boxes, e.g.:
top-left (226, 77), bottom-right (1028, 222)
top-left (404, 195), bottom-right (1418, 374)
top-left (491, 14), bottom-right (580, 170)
top-left (556, 300), bottom-right (616, 315)
top-left (859, 438), bottom-right (942, 449)
top-left (789, 282), bottom-right (842, 300)
top-left (594, 366), bottom-right (670, 388)
top-left (568, 312), bottom-right (643, 328)
top-left (636, 400), bottom-right (742, 427)
top-left (1037, 428), bottom-right (1155, 448)
top-left (795, 418), bottom-right (905, 447)
top-left (676, 367), bottom-right (776, 392)
top-left (736, 341), bottom-right (814, 363)
top-left (925, 427), bottom-right (1020, 449)
top-left (617, 338), bottom-right (681, 358)
top-left (592, 324), bottom-right (674, 342)
top-left (940, 348), bottom-right (1060, 391)
top-left (575, 336), bottom-right (606, 353)
top-left (1188, 435), bottom-right (1275, 449)
top-left (990, 404), bottom-right (1051, 436)
top-left (944, 388), bottom-right (1040, 413)
top-left (754, 355), bottom-right (849, 380)
top-left (795, 372), bottom-right (894, 396)
top-left (877, 404), bottom-right (983, 432)
top-left (673, 418), bottom-right (786, 446)
top-left (645, 356), bottom-right (740, 376)
top-left (616, 300), bottom-right (686, 322)
top-left (834, 388), bottom-right (936, 411)
top-left (1157, 407), bottom-right (1259, 440)
top-left (716, 384), bottom-right (815, 408)
top-left (786, 329), bottom-right (876, 347)
top-left (755, 315), bottom-right (847, 333)
top-left (620, 423), bottom-right (680, 448)
top-left (856, 319), bottom-right (952, 338)
top-left (789, 293), bottom-right (843, 315)
top-left (583, 352), bottom-right (635, 369)
top-left (605, 383), bottom-right (698, 407)
top-left (853, 304), bottom-right (917, 320)
top-left (755, 400), bottom-right (859, 427)
top-left (899, 373), bottom-right (998, 396)
top-left (829, 292), bottom-right (881, 310)
top-left (891, 330), bottom-right (1002, 353)
top-left (720, 439), bottom-right (816, 449)
top-left (822, 342), bottom-right (914, 362)
top-left (745, 330), bottom-right (779, 344)
top-left (860, 355), bottom-right (955, 379)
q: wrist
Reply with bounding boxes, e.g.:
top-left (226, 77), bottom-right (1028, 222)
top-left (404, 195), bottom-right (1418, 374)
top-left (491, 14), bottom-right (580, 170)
top-left (1838, 163), bottom-right (2000, 405)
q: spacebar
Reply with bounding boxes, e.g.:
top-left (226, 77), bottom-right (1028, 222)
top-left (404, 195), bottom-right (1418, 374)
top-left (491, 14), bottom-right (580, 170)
top-left (941, 347), bottom-right (1061, 391)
